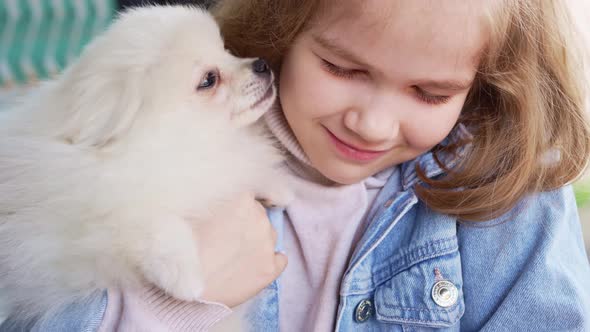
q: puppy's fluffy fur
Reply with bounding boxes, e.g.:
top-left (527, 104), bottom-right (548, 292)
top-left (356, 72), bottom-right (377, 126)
top-left (0, 6), bottom-right (289, 322)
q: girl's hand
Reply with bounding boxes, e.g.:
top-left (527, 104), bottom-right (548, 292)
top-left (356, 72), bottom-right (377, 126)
top-left (194, 193), bottom-right (287, 308)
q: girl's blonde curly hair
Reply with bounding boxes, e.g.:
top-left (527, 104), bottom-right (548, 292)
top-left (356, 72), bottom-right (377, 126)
top-left (212, 0), bottom-right (590, 221)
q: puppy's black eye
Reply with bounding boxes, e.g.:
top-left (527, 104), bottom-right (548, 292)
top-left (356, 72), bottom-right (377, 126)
top-left (197, 70), bottom-right (219, 90)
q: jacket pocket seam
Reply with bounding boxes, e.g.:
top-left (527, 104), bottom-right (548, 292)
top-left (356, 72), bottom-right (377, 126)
top-left (375, 314), bottom-right (461, 326)
top-left (351, 236), bottom-right (458, 285)
top-left (378, 301), bottom-right (461, 313)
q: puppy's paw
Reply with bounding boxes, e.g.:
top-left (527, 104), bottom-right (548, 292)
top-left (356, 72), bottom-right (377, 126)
top-left (138, 220), bottom-right (204, 301)
top-left (141, 255), bottom-right (204, 302)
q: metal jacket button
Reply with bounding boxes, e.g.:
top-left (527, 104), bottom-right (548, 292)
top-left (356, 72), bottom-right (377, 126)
top-left (355, 299), bottom-right (373, 322)
top-left (431, 280), bottom-right (458, 308)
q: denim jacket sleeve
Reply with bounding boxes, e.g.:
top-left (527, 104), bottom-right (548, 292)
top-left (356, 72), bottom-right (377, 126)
top-left (0, 290), bottom-right (107, 332)
top-left (457, 185), bottom-right (590, 331)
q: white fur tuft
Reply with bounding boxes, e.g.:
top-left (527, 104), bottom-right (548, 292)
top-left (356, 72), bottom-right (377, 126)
top-left (0, 5), bottom-right (289, 327)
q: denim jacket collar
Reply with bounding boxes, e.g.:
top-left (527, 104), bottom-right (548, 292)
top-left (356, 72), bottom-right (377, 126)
top-left (401, 124), bottom-right (472, 191)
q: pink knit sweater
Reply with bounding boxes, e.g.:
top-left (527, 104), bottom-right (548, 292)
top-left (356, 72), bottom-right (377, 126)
top-left (98, 285), bottom-right (230, 332)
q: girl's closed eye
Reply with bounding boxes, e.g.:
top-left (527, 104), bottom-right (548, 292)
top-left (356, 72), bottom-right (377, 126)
top-left (318, 53), bottom-right (451, 106)
top-left (320, 58), bottom-right (365, 79)
top-left (412, 86), bottom-right (451, 105)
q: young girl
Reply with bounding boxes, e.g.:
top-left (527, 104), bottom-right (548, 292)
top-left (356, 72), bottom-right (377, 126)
top-left (2, 0), bottom-right (590, 331)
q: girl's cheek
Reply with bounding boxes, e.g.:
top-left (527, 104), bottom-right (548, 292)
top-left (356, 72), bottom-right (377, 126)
top-left (280, 39), bottom-right (368, 120)
top-left (291, 70), bottom-right (355, 118)
top-left (403, 103), bottom-right (463, 149)
top-left (308, 80), bottom-right (348, 113)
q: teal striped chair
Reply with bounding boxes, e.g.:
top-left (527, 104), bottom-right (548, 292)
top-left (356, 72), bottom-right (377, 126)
top-left (0, 0), bottom-right (117, 88)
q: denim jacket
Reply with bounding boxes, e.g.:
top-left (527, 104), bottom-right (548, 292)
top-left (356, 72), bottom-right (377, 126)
top-left (2, 150), bottom-right (590, 331)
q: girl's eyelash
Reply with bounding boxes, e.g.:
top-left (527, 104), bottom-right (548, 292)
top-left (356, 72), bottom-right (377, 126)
top-left (320, 57), bottom-right (450, 105)
top-left (413, 86), bottom-right (451, 105)
top-left (320, 59), bottom-right (360, 79)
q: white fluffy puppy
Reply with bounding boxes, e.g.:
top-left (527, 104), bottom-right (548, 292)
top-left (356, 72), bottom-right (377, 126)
top-left (0, 5), bottom-right (289, 322)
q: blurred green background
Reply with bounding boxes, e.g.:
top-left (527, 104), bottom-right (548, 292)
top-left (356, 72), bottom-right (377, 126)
top-left (0, 0), bottom-right (116, 86)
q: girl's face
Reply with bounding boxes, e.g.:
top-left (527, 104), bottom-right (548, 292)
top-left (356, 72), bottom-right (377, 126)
top-left (279, 0), bottom-right (487, 184)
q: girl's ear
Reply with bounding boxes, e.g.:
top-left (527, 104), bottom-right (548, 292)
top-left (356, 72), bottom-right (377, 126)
top-left (56, 66), bottom-right (144, 149)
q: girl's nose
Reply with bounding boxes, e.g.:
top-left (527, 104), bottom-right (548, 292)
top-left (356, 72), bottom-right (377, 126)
top-left (343, 108), bottom-right (399, 144)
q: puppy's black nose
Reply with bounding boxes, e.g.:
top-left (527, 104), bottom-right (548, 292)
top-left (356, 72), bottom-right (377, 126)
top-left (252, 58), bottom-right (270, 75)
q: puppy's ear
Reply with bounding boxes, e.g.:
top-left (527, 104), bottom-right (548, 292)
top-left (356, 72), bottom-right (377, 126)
top-left (57, 66), bottom-right (143, 148)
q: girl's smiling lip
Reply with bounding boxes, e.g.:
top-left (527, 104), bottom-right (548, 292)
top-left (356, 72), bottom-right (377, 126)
top-left (323, 126), bottom-right (391, 162)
